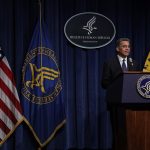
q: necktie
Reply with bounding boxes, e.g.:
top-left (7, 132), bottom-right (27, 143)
top-left (122, 59), bottom-right (127, 71)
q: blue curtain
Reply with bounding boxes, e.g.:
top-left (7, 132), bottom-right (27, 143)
top-left (0, 0), bottom-right (148, 149)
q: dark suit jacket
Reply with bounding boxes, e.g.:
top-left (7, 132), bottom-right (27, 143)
top-left (101, 56), bottom-right (139, 89)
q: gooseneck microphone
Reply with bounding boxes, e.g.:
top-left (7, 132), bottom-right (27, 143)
top-left (129, 57), bottom-right (133, 66)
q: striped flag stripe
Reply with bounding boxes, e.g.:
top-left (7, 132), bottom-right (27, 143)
top-left (0, 90), bottom-right (22, 121)
top-left (0, 68), bottom-right (20, 101)
top-left (0, 78), bottom-right (22, 113)
top-left (0, 53), bottom-right (23, 144)
top-left (2, 57), bottom-right (11, 69)
top-left (0, 110), bottom-right (14, 130)
top-left (0, 119), bottom-right (10, 135)
top-left (0, 128), bottom-right (7, 141)
top-left (0, 59), bottom-right (15, 86)
top-left (0, 100), bottom-right (17, 124)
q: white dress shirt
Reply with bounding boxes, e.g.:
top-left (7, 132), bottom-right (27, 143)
top-left (117, 55), bottom-right (128, 68)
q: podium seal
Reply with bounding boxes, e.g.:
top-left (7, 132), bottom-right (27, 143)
top-left (137, 75), bottom-right (150, 99)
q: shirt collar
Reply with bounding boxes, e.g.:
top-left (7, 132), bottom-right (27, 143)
top-left (117, 55), bottom-right (127, 62)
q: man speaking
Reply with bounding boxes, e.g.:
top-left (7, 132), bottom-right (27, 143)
top-left (101, 38), bottom-right (139, 89)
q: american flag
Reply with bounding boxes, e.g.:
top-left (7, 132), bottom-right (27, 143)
top-left (0, 48), bottom-right (23, 145)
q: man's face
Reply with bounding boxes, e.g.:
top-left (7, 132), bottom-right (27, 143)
top-left (116, 41), bottom-right (130, 58)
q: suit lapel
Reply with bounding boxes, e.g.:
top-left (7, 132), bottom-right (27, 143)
top-left (114, 56), bottom-right (122, 72)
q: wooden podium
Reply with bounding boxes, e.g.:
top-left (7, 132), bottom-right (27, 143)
top-left (106, 72), bottom-right (150, 150)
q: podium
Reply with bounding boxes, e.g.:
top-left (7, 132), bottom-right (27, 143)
top-left (106, 72), bottom-right (150, 150)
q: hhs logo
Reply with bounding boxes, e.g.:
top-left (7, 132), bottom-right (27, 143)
top-left (82, 16), bottom-right (97, 35)
top-left (22, 47), bottom-right (62, 104)
top-left (137, 75), bottom-right (150, 99)
top-left (64, 12), bottom-right (116, 49)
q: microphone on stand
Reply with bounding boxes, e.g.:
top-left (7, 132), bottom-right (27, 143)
top-left (129, 57), bottom-right (133, 66)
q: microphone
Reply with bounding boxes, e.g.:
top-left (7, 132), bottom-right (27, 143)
top-left (129, 57), bottom-right (133, 66)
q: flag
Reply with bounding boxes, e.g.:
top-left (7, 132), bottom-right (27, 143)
top-left (143, 52), bottom-right (150, 72)
top-left (0, 49), bottom-right (23, 145)
top-left (21, 21), bottom-right (66, 147)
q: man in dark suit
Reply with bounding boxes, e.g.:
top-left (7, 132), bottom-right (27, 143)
top-left (101, 38), bottom-right (139, 89)
top-left (101, 38), bottom-right (139, 150)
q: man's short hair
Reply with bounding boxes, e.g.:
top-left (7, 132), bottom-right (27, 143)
top-left (116, 38), bottom-right (131, 47)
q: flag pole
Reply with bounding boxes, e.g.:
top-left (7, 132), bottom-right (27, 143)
top-left (38, 0), bottom-right (43, 88)
top-left (39, 0), bottom-right (42, 67)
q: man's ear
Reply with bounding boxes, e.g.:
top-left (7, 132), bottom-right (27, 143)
top-left (116, 47), bottom-right (119, 52)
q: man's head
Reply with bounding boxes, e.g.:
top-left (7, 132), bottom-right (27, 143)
top-left (116, 38), bottom-right (131, 58)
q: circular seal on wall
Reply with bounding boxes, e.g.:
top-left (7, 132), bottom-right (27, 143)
top-left (137, 75), bottom-right (150, 99)
top-left (22, 47), bottom-right (62, 104)
top-left (64, 12), bottom-right (116, 49)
